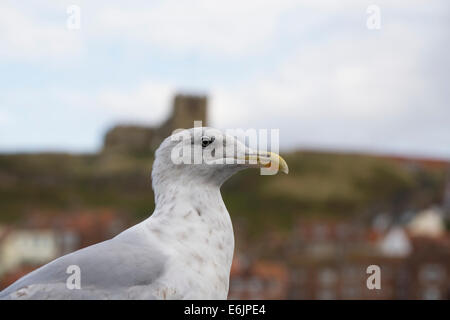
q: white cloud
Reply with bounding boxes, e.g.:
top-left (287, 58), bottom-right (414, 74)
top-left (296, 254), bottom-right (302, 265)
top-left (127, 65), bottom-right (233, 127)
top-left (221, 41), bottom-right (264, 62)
top-left (0, 110), bottom-right (13, 126)
top-left (97, 81), bottom-right (174, 125)
top-left (88, 0), bottom-right (297, 56)
top-left (87, 0), bottom-right (445, 57)
top-left (1, 0), bottom-right (446, 61)
top-left (0, 4), bottom-right (83, 61)
top-left (208, 12), bottom-right (450, 156)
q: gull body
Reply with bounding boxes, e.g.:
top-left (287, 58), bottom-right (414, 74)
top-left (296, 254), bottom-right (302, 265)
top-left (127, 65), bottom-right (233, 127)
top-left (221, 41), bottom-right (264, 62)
top-left (0, 127), bottom-right (287, 299)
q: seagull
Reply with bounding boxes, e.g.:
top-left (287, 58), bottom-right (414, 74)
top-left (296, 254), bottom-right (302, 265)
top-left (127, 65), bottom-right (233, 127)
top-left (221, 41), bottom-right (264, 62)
top-left (0, 127), bottom-right (288, 300)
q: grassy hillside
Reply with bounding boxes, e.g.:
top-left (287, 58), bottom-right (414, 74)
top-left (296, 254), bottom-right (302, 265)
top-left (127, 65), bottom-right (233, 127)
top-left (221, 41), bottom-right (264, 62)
top-left (0, 151), bottom-right (447, 236)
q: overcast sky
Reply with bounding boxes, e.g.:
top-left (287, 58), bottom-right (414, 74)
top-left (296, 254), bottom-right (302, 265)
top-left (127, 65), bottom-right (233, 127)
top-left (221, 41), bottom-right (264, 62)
top-left (1, 0), bottom-right (449, 158)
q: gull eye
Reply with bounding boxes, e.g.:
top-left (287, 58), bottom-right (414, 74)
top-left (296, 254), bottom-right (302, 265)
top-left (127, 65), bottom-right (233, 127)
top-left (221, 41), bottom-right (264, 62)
top-left (201, 136), bottom-right (215, 148)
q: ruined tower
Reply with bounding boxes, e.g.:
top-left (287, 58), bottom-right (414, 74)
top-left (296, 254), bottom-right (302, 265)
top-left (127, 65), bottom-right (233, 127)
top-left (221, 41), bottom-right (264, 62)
top-left (156, 94), bottom-right (208, 139)
top-left (171, 94), bottom-right (208, 130)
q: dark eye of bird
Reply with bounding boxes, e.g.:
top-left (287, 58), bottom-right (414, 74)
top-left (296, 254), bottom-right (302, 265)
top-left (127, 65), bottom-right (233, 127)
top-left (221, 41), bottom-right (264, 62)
top-left (201, 136), bottom-right (215, 148)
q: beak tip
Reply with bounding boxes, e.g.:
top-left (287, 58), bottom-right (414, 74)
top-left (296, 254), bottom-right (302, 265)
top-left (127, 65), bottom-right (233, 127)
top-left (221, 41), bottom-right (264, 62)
top-left (280, 163), bottom-right (289, 174)
top-left (252, 152), bottom-right (289, 175)
top-left (278, 155), bottom-right (289, 175)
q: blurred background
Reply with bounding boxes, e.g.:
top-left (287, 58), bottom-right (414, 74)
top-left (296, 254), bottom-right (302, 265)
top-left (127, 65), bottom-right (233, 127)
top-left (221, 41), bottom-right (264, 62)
top-left (0, 0), bottom-right (449, 299)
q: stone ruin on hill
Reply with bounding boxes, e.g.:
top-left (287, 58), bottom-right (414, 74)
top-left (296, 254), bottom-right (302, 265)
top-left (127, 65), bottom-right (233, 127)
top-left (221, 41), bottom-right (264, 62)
top-left (103, 94), bottom-right (208, 153)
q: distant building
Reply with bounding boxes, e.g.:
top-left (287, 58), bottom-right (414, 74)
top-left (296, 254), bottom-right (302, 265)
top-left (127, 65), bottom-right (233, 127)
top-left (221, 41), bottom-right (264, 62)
top-left (229, 258), bottom-right (289, 300)
top-left (0, 209), bottom-right (129, 289)
top-left (229, 218), bottom-right (450, 300)
top-left (443, 170), bottom-right (450, 217)
top-left (0, 229), bottom-right (59, 277)
top-left (407, 207), bottom-right (445, 238)
top-left (378, 227), bottom-right (412, 257)
top-left (103, 94), bottom-right (208, 153)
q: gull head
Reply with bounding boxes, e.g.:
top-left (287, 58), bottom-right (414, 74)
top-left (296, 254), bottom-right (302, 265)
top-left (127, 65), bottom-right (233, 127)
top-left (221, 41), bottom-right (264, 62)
top-left (152, 127), bottom-right (288, 191)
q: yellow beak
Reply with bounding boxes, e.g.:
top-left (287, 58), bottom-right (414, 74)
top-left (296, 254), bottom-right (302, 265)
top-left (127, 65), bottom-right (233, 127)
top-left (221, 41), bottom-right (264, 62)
top-left (245, 152), bottom-right (289, 174)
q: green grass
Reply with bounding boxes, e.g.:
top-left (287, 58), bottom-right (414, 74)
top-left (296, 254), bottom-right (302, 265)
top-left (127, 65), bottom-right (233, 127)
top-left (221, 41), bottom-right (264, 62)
top-left (0, 151), bottom-right (447, 236)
